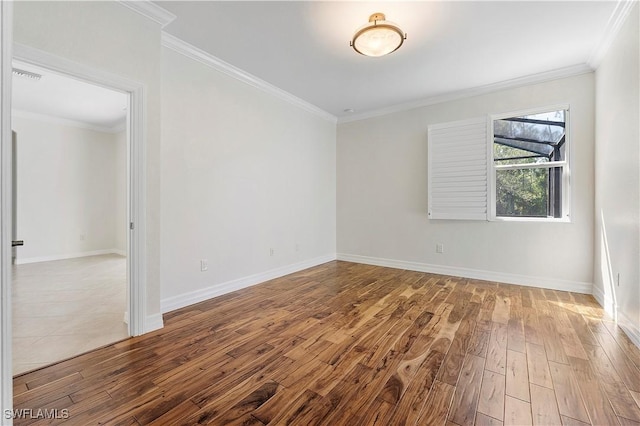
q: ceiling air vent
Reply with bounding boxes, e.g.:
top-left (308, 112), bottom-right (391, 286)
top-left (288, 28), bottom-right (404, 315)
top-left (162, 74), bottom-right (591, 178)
top-left (12, 68), bottom-right (42, 81)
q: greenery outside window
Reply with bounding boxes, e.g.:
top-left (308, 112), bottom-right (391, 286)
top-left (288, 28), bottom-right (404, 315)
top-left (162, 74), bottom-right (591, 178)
top-left (492, 107), bottom-right (569, 220)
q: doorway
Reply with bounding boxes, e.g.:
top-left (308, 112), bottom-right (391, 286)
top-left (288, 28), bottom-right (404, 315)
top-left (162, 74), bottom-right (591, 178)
top-left (1, 41), bottom-right (148, 413)
top-left (11, 60), bottom-right (130, 374)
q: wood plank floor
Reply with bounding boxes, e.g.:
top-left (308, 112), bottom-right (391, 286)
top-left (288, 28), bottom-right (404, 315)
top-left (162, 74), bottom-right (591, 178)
top-left (12, 261), bottom-right (640, 425)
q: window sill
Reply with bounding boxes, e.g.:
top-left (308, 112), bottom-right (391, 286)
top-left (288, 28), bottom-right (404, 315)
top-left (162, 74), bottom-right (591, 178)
top-left (491, 216), bottom-right (571, 223)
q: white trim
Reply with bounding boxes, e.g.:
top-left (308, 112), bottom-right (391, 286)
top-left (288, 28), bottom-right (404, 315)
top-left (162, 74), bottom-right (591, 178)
top-left (127, 74), bottom-right (147, 337)
top-left (486, 114), bottom-right (495, 222)
top-left (0, 1), bottom-right (13, 422)
top-left (15, 249), bottom-right (125, 265)
top-left (161, 33), bottom-right (337, 124)
top-left (592, 285), bottom-right (640, 349)
top-left (494, 161), bottom-right (567, 171)
top-left (116, 0), bottom-right (176, 28)
top-left (13, 43), bottom-right (141, 97)
top-left (12, 42), bottom-right (148, 337)
top-left (492, 216), bottom-right (571, 224)
top-left (592, 285), bottom-right (615, 318)
top-left (337, 253), bottom-right (593, 294)
top-left (12, 109), bottom-right (125, 134)
top-left (161, 254), bottom-right (336, 313)
top-left (588, 0), bottom-right (637, 68)
top-left (338, 64), bottom-right (592, 124)
top-left (491, 103), bottom-right (571, 123)
top-left (618, 310), bottom-right (640, 349)
top-left (144, 313), bottom-right (164, 333)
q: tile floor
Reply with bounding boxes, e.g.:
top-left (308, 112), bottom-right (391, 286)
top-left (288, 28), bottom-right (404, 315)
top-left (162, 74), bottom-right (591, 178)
top-left (12, 254), bottom-right (129, 375)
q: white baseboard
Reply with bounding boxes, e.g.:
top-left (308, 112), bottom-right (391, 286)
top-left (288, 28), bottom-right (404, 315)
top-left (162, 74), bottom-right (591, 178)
top-left (161, 254), bottom-right (337, 313)
top-left (591, 285), bottom-right (611, 313)
top-left (592, 284), bottom-right (640, 349)
top-left (15, 249), bottom-right (125, 264)
top-left (144, 313), bottom-right (164, 334)
top-left (618, 311), bottom-right (640, 349)
top-left (337, 253), bottom-right (593, 294)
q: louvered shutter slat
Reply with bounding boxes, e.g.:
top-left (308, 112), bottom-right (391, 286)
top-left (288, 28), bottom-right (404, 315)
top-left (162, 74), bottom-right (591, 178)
top-left (428, 117), bottom-right (488, 220)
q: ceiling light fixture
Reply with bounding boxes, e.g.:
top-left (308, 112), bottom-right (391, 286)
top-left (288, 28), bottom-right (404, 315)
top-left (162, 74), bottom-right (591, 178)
top-left (350, 13), bottom-right (406, 57)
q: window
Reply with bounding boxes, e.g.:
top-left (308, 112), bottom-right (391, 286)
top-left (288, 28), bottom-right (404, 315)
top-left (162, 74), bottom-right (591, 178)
top-left (491, 108), bottom-right (569, 220)
top-left (427, 106), bottom-right (570, 222)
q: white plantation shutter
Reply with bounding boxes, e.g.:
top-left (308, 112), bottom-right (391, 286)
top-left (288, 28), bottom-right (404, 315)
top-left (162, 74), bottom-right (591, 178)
top-left (428, 117), bottom-right (488, 220)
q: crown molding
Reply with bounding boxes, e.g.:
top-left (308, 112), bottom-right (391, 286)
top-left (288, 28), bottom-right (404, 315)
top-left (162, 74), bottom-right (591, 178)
top-left (117, 0), bottom-right (176, 28)
top-left (12, 109), bottom-right (125, 134)
top-left (338, 63), bottom-right (593, 124)
top-left (161, 32), bottom-right (337, 123)
top-left (588, 0), bottom-right (637, 69)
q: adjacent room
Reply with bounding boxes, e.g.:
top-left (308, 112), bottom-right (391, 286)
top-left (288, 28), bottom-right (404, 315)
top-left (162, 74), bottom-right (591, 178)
top-left (1, 0), bottom-right (639, 425)
top-left (10, 61), bottom-right (129, 374)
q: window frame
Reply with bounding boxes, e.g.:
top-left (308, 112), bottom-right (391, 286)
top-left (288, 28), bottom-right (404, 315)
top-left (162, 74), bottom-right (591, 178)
top-left (488, 104), bottom-right (572, 223)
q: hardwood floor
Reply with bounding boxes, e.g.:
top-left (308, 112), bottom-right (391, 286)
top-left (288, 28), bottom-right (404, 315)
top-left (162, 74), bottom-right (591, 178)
top-left (12, 261), bottom-right (640, 425)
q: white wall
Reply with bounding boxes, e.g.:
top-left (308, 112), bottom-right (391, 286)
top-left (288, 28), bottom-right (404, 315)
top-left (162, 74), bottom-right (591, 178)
top-left (15, 2), bottom-right (632, 343)
top-left (160, 47), bottom-right (336, 311)
top-left (337, 73), bottom-right (595, 292)
top-left (13, 1), bottom-right (163, 319)
top-left (594, 4), bottom-right (640, 345)
top-left (12, 115), bottom-right (124, 263)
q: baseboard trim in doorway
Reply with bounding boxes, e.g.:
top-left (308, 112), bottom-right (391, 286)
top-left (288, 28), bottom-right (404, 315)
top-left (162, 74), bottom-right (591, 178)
top-left (121, 311), bottom-right (163, 335)
top-left (145, 313), bottom-right (164, 334)
top-left (14, 249), bottom-right (125, 264)
top-left (161, 254), bottom-right (337, 313)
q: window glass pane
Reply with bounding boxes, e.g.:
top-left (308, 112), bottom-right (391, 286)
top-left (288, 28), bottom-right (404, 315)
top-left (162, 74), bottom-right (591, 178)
top-left (494, 111), bottom-right (564, 143)
top-left (496, 168), bottom-right (550, 217)
top-left (494, 109), bottom-right (565, 165)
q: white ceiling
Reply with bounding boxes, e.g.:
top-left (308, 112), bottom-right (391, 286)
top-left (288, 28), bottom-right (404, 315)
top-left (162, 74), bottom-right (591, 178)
top-left (158, 1), bottom-right (618, 119)
top-left (12, 61), bottom-right (127, 132)
top-left (11, 1), bottom-right (622, 126)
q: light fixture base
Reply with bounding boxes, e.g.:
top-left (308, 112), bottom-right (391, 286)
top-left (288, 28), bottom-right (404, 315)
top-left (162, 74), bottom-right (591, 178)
top-left (369, 13), bottom-right (386, 22)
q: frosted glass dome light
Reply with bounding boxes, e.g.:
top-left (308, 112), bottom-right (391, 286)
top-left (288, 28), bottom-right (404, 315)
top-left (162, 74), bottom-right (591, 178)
top-left (350, 13), bottom-right (406, 57)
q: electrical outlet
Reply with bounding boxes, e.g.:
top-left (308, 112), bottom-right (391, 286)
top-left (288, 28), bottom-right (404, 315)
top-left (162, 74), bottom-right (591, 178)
top-left (80, 234), bottom-right (85, 241)
top-left (270, 248), bottom-right (275, 256)
top-left (295, 244), bottom-right (300, 252)
top-left (200, 259), bottom-right (208, 272)
top-left (436, 243), bottom-right (444, 254)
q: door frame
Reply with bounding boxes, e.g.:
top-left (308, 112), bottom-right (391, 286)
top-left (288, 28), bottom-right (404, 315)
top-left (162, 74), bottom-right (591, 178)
top-left (11, 42), bottom-right (148, 338)
top-left (1, 1), bottom-right (14, 422)
top-left (0, 36), bottom-right (148, 419)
